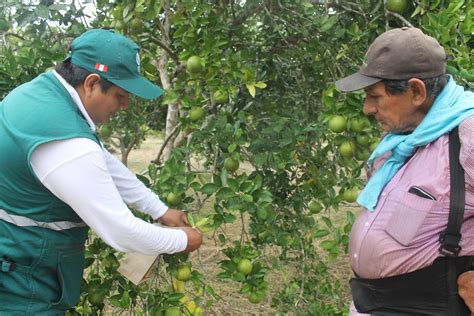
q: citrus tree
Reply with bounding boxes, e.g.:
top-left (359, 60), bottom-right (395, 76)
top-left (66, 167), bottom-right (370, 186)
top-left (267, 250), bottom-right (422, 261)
top-left (1, 0), bottom-right (473, 314)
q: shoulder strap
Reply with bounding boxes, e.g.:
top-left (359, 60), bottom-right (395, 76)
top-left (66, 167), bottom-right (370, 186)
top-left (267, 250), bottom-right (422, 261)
top-left (439, 126), bottom-right (466, 257)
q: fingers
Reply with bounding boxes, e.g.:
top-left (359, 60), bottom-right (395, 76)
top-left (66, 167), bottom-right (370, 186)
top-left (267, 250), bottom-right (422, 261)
top-left (182, 212), bottom-right (191, 226)
top-left (182, 227), bottom-right (203, 252)
top-left (458, 271), bottom-right (474, 312)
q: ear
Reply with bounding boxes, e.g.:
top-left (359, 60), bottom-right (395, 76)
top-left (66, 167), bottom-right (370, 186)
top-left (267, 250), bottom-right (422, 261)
top-left (407, 78), bottom-right (427, 107)
top-left (83, 74), bottom-right (101, 97)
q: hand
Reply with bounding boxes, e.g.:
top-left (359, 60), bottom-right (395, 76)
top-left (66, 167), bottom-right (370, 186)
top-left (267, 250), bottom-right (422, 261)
top-left (181, 226), bottom-right (203, 252)
top-left (158, 208), bottom-right (190, 227)
top-left (458, 271), bottom-right (474, 312)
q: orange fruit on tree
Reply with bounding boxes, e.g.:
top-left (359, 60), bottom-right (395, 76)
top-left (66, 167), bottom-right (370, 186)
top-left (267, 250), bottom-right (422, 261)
top-left (224, 157), bottom-right (239, 172)
top-left (166, 192), bottom-right (181, 206)
top-left (213, 90), bottom-right (228, 104)
top-left (247, 291), bottom-right (265, 304)
top-left (237, 258), bottom-right (253, 275)
top-left (308, 201), bottom-right (323, 214)
top-left (339, 141), bottom-right (356, 158)
top-left (189, 107), bottom-right (204, 121)
top-left (175, 264), bottom-right (191, 282)
top-left (164, 306), bottom-right (181, 316)
top-left (342, 188), bottom-right (359, 203)
top-left (328, 115), bottom-right (347, 133)
top-left (387, 0), bottom-right (407, 14)
top-left (186, 56), bottom-right (203, 74)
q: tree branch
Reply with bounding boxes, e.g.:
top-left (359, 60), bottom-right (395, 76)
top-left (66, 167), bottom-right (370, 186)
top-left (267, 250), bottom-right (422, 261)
top-left (326, 2), bottom-right (368, 25)
top-left (153, 122), bottom-right (181, 164)
top-left (387, 11), bottom-right (415, 27)
top-left (3, 32), bottom-right (26, 41)
top-left (149, 35), bottom-right (180, 65)
top-left (232, 3), bottom-right (260, 25)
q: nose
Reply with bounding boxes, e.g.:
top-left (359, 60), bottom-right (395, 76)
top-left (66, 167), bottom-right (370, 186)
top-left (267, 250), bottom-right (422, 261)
top-left (363, 98), bottom-right (375, 116)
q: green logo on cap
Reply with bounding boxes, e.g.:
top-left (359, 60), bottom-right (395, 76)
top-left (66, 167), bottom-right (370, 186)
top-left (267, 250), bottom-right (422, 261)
top-left (136, 52), bottom-right (140, 72)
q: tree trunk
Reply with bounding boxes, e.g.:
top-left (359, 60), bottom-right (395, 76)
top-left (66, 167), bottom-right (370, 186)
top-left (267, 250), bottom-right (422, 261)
top-left (157, 0), bottom-right (179, 162)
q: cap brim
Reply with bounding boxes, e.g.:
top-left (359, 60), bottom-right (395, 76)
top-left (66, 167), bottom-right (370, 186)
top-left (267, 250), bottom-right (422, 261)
top-left (109, 76), bottom-right (164, 100)
top-left (335, 72), bottom-right (382, 92)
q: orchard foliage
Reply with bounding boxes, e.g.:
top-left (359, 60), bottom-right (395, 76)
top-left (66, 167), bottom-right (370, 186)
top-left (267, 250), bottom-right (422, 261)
top-left (1, 0), bottom-right (473, 314)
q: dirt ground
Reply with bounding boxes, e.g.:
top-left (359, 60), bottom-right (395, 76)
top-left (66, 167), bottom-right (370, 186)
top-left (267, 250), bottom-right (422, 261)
top-left (119, 137), bottom-right (353, 315)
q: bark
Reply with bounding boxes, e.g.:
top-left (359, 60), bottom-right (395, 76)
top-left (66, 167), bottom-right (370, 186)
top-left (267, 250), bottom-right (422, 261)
top-left (156, 0), bottom-right (179, 163)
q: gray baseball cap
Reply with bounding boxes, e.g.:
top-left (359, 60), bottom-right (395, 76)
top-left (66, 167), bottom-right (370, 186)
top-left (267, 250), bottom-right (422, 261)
top-left (335, 27), bottom-right (447, 92)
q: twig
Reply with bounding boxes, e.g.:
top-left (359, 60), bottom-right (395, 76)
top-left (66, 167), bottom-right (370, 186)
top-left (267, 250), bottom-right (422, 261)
top-left (327, 3), bottom-right (368, 25)
top-left (212, 143), bottom-right (220, 175)
top-left (3, 32), bottom-right (26, 41)
top-left (75, 0), bottom-right (90, 28)
top-left (232, 3), bottom-right (259, 25)
top-left (387, 11), bottom-right (415, 27)
top-left (153, 122), bottom-right (181, 164)
top-left (240, 213), bottom-right (249, 244)
top-left (123, 133), bottom-right (142, 165)
top-left (295, 239), bottom-right (306, 308)
top-left (149, 35), bottom-right (180, 65)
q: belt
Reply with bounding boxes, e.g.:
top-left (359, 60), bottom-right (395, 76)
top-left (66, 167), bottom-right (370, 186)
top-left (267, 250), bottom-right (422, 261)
top-left (0, 208), bottom-right (87, 231)
top-left (351, 256), bottom-right (473, 315)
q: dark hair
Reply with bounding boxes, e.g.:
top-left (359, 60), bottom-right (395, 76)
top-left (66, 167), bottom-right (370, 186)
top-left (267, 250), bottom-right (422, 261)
top-left (382, 74), bottom-right (448, 98)
top-left (54, 61), bottom-right (114, 92)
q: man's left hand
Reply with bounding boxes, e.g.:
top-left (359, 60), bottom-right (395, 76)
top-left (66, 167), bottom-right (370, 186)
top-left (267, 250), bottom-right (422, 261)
top-left (458, 271), bottom-right (474, 313)
top-left (157, 208), bottom-right (190, 227)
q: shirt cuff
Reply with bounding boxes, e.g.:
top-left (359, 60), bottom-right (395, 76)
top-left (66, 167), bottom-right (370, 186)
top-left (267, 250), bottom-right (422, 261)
top-left (148, 198), bottom-right (169, 220)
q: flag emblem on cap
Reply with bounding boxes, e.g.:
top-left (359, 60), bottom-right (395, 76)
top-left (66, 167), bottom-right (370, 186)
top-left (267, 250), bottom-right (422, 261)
top-left (95, 63), bottom-right (108, 72)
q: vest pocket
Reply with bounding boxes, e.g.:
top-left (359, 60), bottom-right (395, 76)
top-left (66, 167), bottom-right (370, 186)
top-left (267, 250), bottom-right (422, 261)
top-left (49, 246), bottom-right (85, 309)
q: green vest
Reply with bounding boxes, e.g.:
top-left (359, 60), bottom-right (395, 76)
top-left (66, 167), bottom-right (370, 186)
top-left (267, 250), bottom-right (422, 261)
top-left (0, 71), bottom-right (99, 314)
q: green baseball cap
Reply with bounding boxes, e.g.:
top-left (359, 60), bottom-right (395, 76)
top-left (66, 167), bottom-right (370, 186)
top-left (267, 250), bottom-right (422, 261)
top-left (67, 29), bottom-right (163, 100)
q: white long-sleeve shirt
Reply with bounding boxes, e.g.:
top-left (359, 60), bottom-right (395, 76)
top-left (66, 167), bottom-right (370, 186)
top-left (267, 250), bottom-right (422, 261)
top-left (29, 71), bottom-right (187, 255)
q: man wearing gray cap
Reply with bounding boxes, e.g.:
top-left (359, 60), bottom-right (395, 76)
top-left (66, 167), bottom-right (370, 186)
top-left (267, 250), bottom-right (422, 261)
top-left (336, 27), bottom-right (474, 315)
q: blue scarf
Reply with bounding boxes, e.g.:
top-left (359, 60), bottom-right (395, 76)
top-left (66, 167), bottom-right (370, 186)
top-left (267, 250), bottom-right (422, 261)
top-left (358, 77), bottom-right (474, 211)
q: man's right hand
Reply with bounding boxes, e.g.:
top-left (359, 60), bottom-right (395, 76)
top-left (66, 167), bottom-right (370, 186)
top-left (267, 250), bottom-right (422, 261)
top-left (458, 271), bottom-right (474, 313)
top-left (181, 226), bottom-right (203, 252)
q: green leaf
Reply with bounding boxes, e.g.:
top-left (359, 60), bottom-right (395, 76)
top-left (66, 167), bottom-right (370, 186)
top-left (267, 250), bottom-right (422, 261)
top-left (411, 5), bottom-right (422, 17)
top-left (447, 0), bottom-right (465, 14)
top-left (320, 240), bottom-right (336, 250)
top-left (223, 213), bottom-right (236, 223)
top-left (218, 234), bottom-right (226, 243)
top-left (227, 178), bottom-right (240, 192)
top-left (35, 5), bottom-right (49, 19)
top-left (257, 191), bottom-right (272, 203)
top-left (220, 169), bottom-right (228, 187)
top-left (48, 4), bottom-right (67, 11)
top-left (320, 16), bottom-right (338, 33)
top-left (168, 292), bottom-right (185, 301)
top-left (217, 187), bottom-right (235, 200)
top-left (246, 84), bottom-right (256, 98)
top-left (321, 216), bottom-right (333, 228)
top-left (240, 181), bottom-right (254, 193)
top-left (313, 229), bottom-right (330, 238)
top-left (254, 81), bottom-right (267, 89)
top-left (228, 143), bottom-right (237, 153)
top-left (255, 153), bottom-right (267, 167)
top-left (201, 183), bottom-right (218, 195)
top-left (242, 194), bottom-right (253, 202)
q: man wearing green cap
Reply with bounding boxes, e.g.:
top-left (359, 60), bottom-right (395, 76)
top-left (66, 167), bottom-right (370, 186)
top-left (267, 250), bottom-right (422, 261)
top-left (0, 29), bottom-right (203, 313)
top-left (335, 27), bottom-right (474, 315)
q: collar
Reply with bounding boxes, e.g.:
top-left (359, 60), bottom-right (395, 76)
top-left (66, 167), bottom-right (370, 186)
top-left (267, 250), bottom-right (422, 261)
top-left (52, 70), bottom-right (96, 132)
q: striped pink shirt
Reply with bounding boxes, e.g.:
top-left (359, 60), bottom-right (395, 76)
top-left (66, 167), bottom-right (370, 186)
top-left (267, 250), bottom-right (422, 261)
top-left (350, 115), bottom-right (474, 279)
